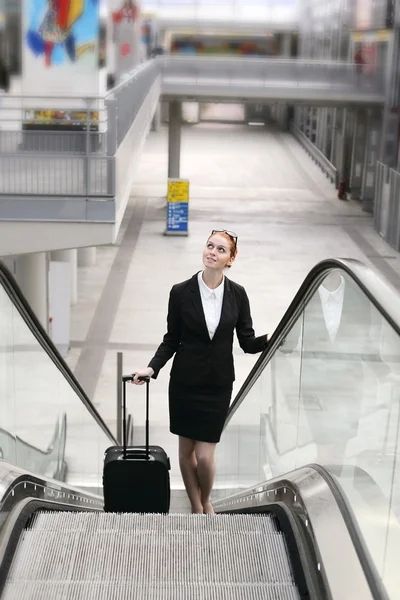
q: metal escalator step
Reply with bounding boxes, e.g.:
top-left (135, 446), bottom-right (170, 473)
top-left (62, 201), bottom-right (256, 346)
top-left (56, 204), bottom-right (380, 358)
top-left (29, 512), bottom-right (280, 533)
top-left (4, 513), bottom-right (300, 600)
top-left (3, 582), bottom-right (300, 600)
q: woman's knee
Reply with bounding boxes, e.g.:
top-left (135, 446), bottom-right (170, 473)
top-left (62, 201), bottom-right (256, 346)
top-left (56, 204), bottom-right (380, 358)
top-left (195, 443), bottom-right (216, 469)
top-left (179, 436), bottom-right (196, 461)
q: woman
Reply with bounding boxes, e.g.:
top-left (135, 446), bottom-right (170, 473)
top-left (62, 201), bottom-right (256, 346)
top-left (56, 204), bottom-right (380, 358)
top-left (133, 230), bottom-right (267, 514)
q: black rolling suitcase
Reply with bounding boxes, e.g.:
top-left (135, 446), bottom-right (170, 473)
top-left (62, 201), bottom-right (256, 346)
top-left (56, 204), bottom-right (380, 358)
top-left (103, 375), bottom-right (171, 513)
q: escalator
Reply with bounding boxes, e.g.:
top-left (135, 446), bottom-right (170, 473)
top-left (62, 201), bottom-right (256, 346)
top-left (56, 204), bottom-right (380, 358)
top-left (0, 258), bottom-right (399, 599)
top-left (4, 512), bottom-right (303, 599)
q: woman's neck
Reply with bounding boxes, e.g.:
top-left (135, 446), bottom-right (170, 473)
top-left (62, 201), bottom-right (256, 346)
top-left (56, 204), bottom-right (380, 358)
top-left (202, 269), bottom-right (223, 290)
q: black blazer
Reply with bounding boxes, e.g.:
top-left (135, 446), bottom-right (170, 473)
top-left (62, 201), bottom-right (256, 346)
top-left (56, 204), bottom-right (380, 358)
top-left (148, 273), bottom-right (267, 387)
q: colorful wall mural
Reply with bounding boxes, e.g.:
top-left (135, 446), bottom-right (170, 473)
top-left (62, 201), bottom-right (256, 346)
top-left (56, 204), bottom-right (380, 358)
top-left (170, 35), bottom-right (279, 56)
top-left (26, 0), bottom-right (98, 67)
top-left (22, 0), bottom-right (100, 96)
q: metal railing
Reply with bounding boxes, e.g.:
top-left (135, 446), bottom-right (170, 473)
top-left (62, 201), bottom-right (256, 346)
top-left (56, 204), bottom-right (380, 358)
top-left (290, 121), bottom-right (338, 185)
top-left (0, 60), bottom-right (161, 198)
top-left (374, 161), bottom-right (400, 251)
top-left (0, 55), bottom-right (385, 201)
top-left (106, 60), bottom-right (160, 148)
top-left (160, 55), bottom-right (385, 94)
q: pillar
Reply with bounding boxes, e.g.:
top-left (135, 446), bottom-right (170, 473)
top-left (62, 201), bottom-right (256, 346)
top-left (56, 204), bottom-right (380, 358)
top-left (278, 33), bottom-right (292, 130)
top-left (372, 30), bottom-right (399, 241)
top-left (78, 247), bottom-right (97, 267)
top-left (282, 33), bottom-right (292, 57)
top-left (51, 249), bottom-right (78, 305)
top-left (380, 29), bottom-right (400, 168)
top-left (161, 101), bottom-right (169, 124)
top-left (349, 109), bottom-right (368, 199)
top-left (168, 101), bottom-right (182, 179)
top-left (316, 108), bottom-right (328, 152)
top-left (114, 8), bottom-right (142, 83)
top-left (334, 109), bottom-right (354, 189)
top-left (330, 109), bottom-right (337, 165)
top-left (361, 109), bottom-right (383, 213)
top-left (16, 252), bottom-right (48, 331)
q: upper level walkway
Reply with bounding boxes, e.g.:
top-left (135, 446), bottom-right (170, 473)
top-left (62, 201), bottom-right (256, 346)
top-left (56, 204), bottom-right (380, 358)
top-left (160, 56), bottom-right (384, 106)
top-left (0, 55), bottom-right (385, 256)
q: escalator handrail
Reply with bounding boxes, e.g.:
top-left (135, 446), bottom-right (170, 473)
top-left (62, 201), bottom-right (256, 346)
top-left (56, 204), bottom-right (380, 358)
top-left (0, 260), bottom-right (117, 445)
top-left (226, 257), bottom-right (400, 426)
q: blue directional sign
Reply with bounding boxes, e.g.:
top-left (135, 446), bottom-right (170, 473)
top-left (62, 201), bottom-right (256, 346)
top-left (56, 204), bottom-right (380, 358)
top-left (165, 179), bottom-right (189, 235)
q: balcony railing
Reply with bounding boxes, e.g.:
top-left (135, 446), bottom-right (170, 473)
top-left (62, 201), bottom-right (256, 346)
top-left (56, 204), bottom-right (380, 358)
top-left (0, 56), bottom-right (385, 205)
top-left (161, 55), bottom-right (385, 98)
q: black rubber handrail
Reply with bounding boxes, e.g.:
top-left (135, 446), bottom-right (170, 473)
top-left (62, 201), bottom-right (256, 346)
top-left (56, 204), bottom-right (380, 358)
top-left (226, 257), bottom-right (400, 426)
top-left (0, 260), bottom-right (117, 446)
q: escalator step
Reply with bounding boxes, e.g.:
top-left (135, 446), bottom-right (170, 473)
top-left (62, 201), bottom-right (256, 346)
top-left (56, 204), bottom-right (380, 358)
top-left (4, 513), bottom-right (300, 600)
top-left (3, 582), bottom-right (300, 600)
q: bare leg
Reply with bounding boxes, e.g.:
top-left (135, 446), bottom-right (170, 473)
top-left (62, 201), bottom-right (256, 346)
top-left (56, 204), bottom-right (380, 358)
top-left (195, 441), bottom-right (217, 514)
top-left (178, 436), bottom-right (203, 514)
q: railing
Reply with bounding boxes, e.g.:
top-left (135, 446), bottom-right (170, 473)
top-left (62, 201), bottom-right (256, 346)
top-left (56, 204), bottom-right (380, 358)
top-left (160, 55), bottom-right (385, 94)
top-left (0, 56), bottom-right (385, 202)
top-left (105, 60), bottom-right (160, 148)
top-left (0, 60), bottom-right (161, 199)
top-left (291, 121), bottom-right (338, 185)
top-left (374, 161), bottom-right (400, 251)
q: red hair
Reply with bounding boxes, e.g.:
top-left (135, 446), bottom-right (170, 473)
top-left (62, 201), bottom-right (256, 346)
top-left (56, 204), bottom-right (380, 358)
top-left (207, 232), bottom-right (238, 268)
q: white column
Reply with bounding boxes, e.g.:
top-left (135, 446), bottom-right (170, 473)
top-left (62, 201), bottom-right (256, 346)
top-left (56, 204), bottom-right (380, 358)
top-left (16, 252), bottom-right (48, 331)
top-left (51, 249), bottom-right (78, 305)
top-left (78, 247), bottom-right (97, 267)
top-left (279, 33), bottom-right (292, 130)
top-left (168, 101), bottom-right (182, 178)
top-left (69, 249), bottom-right (77, 305)
top-left (282, 33), bottom-right (292, 57)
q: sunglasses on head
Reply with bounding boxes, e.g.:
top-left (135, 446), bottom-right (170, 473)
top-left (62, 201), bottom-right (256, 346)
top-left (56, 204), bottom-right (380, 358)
top-left (211, 229), bottom-right (238, 247)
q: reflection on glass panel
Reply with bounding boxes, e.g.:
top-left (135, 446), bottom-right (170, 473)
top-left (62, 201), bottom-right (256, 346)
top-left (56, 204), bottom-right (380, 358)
top-left (298, 269), bottom-right (399, 592)
top-left (267, 312), bottom-right (304, 477)
top-left (13, 301), bottom-right (62, 477)
top-left (297, 270), bottom-right (371, 469)
top-left (0, 286), bottom-right (16, 465)
top-left (215, 376), bottom-right (263, 493)
top-left (220, 266), bottom-right (400, 596)
top-left (216, 313), bottom-right (304, 495)
top-left (59, 370), bottom-right (111, 492)
top-left (0, 277), bottom-right (113, 493)
top-left (385, 418), bottom-right (400, 599)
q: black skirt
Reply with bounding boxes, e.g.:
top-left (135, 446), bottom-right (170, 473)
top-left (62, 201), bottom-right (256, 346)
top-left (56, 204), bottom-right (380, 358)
top-left (169, 380), bottom-right (233, 444)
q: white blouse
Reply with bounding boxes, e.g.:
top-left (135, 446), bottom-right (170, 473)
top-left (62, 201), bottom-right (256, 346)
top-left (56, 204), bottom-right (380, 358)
top-left (197, 271), bottom-right (224, 340)
top-left (318, 274), bottom-right (345, 343)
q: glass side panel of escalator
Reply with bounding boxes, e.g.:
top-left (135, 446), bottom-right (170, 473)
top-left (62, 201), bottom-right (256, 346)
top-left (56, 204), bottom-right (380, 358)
top-left (0, 275), bottom-right (113, 493)
top-left (216, 267), bottom-right (400, 598)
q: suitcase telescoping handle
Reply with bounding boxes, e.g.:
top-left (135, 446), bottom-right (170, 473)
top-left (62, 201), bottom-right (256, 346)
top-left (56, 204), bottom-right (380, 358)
top-left (122, 375), bottom-right (150, 460)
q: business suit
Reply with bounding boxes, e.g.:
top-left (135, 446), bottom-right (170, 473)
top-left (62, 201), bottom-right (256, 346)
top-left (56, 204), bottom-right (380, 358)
top-left (148, 272), bottom-right (266, 442)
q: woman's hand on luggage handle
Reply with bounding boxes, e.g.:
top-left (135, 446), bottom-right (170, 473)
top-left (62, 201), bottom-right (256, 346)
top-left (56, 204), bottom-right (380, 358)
top-left (133, 367), bottom-right (154, 385)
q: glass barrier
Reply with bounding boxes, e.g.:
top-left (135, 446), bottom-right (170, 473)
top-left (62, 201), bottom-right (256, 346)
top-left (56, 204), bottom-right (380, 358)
top-left (0, 281), bottom-right (114, 493)
top-left (216, 268), bottom-right (400, 598)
